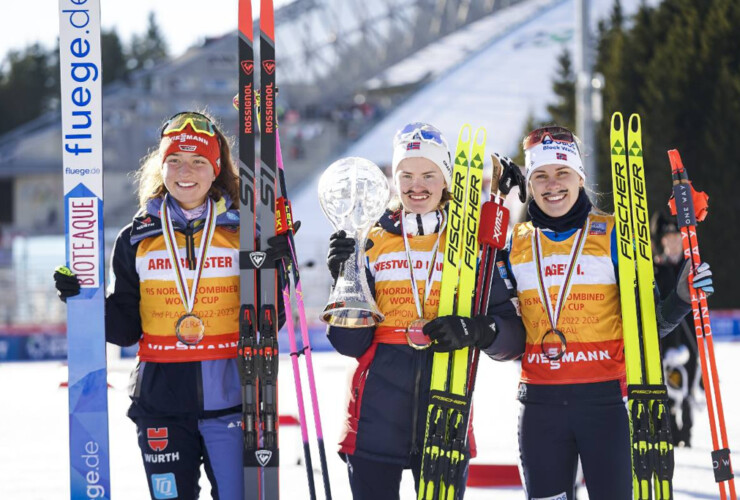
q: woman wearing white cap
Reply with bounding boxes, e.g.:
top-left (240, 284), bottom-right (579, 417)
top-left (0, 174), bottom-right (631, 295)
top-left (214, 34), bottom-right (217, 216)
top-left (468, 125), bottom-right (714, 499)
top-left (325, 122), bottom-right (523, 499)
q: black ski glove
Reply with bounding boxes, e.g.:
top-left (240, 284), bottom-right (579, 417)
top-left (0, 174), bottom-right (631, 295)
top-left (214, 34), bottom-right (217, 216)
top-left (327, 230), bottom-right (375, 281)
top-left (266, 220), bottom-right (301, 264)
top-left (423, 315), bottom-right (497, 352)
top-left (493, 153), bottom-right (527, 203)
top-left (677, 260), bottom-right (713, 302)
top-left (53, 265), bottom-right (80, 303)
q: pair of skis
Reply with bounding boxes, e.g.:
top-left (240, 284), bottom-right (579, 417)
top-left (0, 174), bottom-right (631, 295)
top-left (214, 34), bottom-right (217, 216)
top-left (418, 125), bottom-right (486, 500)
top-left (610, 112), bottom-right (674, 500)
top-left (667, 151), bottom-right (736, 500)
top-left (612, 113), bottom-right (736, 499)
top-left (237, 1), bottom-right (331, 498)
top-left (237, 0), bottom-right (280, 498)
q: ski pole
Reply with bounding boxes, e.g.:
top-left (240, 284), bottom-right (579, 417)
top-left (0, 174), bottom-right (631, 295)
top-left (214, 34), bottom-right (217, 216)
top-left (276, 134), bottom-right (333, 499)
top-left (668, 149), bottom-right (736, 500)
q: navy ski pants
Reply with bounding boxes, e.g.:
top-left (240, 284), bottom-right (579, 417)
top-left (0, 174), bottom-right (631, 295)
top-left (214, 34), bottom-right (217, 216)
top-left (133, 413), bottom-right (244, 500)
top-left (518, 382), bottom-right (632, 500)
top-left (345, 453), bottom-right (468, 500)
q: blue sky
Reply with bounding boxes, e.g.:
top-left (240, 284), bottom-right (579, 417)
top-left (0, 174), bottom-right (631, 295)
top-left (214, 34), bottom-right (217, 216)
top-left (1, 0), bottom-right (290, 61)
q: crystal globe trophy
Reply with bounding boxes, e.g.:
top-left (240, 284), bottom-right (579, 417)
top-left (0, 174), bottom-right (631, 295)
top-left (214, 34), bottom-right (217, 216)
top-left (318, 157), bottom-right (390, 327)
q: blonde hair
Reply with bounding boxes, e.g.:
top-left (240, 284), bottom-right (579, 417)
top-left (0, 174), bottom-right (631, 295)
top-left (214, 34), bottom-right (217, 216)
top-left (134, 111), bottom-right (239, 209)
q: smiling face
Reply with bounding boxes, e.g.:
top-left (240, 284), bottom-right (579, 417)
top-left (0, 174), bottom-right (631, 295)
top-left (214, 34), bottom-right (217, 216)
top-left (162, 152), bottom-right (217, 209)
top-left (528, 163), bottom-right (584, 218)
top-left (394, 157), bottom-right (446, 214)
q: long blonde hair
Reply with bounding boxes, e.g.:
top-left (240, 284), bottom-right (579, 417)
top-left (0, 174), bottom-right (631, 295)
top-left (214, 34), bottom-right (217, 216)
top-left (134, 110), bottom-right (239, 209)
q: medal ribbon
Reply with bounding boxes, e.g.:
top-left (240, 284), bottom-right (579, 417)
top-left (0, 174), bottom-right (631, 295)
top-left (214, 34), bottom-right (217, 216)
top-left (401, 211), bottom-right (446, 320)
top-left (161, 195), bottom-right (218, 315)
top-left (531, 220), bottom-right (589, 333)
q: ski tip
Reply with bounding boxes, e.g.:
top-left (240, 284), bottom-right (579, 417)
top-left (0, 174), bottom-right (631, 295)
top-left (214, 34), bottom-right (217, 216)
top-left (473, 126), bottom-right (487, 146)
top-left (458, 124), bottom-right (472, 143)
top-left (611, 112), bottom-right (623, 131)
top-left (628, 113), bottom-right (641, 133)
top-left (260, 0), bottom-right (275, 41)
top-left (238, 0), bottom-right (254, 40)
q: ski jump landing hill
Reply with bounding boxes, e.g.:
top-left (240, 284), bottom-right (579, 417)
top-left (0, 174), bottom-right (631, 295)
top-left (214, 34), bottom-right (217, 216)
top-left (290, 0), bottom-right (706, 315)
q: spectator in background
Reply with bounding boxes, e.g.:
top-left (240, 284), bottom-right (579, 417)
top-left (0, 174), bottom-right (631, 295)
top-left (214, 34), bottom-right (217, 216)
top-left (651, 210), bottom-right (703, 447)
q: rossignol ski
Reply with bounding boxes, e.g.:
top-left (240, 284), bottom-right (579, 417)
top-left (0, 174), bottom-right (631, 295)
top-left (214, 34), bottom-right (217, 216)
top-left (233, 86), bottom-right (332, 498)
top-left (418, 125), bottom-right (486, 500)
top-left (58, 1), bottom-right (111, 498)
top-left (257, 6), bottom-right (281, 496)
top-left (237, 0), bottom-right (279, 498)
top-left (610, 112), bottom-right (673, 500)
top-left (667, 150), bottom-right (736, 500)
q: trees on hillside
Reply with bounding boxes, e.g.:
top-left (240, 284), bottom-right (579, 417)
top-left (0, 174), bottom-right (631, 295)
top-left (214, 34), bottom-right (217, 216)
top-left (593, 0), bottom-right (740, 307)
top-left (0, 13), bottom-right (169, 135)
top-left (519, 0), bottom-right (738, 306)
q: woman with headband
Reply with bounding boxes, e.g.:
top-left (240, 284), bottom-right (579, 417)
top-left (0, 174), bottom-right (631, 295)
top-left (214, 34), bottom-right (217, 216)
top-left (53, 111), bottom-right (290, 499)
top-left (474, 126), bottom-right (714, 500)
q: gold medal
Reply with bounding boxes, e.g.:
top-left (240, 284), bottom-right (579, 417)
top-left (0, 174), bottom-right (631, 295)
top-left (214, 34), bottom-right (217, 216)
top-left (531, 223), bottom-right (589, 360)
top-left (540, 328), bottom-right (567, 360)
top-left (175, 313), bottom-right (206, 345)
top-left (161, 195), bottom-right (218, 346)
top-left (406, 318), bottom-right (431, 350)
top-left (400, 212), bottom-right (445, 350)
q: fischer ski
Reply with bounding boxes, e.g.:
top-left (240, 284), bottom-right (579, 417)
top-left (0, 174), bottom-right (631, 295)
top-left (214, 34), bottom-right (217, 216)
top-left (58, 1), bottom-right (111, 498)
top-left (667, 150), bottom-right (736, 500)
top-left (418, 125), bottom-right (486, 500)
top-left (237, 0), bottom-right (279, 498)
top-left (610, 112), bottom-right (673, 500)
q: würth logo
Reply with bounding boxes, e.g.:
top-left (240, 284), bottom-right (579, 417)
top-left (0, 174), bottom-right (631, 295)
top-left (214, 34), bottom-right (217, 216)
top-left (262, 60), bottom-right (276, 75)
top-left (241, 61), bottom-right (254, 75)
top-left (147, 427), bottom-right (169, 452)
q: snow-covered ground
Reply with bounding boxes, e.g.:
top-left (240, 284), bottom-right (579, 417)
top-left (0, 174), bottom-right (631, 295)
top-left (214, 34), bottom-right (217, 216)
top-left (1, 341), bottom-right (738, 499)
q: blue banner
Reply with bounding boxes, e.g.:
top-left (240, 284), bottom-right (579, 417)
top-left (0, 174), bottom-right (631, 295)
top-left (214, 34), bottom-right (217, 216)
top-left (59, 0), bottom-right (110, 497)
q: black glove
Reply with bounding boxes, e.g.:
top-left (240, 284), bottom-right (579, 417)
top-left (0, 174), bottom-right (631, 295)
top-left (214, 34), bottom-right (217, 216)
top-left (266, 220), bottom-right (301, 264)
top-left (423, 315), bottom-right (497, 352)
top-left (677, 260), bottom-right (713, 302)
top-left (327, 230), bottom-right (356, 281)
top-left (53, 265), bottom-right (80, 303)
top-left (327, 231), bottom-right (375, 281)
top-left (493, 153), bottom-right (527, 203)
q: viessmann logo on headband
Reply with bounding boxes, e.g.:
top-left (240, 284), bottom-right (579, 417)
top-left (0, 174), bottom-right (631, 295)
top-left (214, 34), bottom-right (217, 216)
top-left (170, 133), bottom-right (210, 146)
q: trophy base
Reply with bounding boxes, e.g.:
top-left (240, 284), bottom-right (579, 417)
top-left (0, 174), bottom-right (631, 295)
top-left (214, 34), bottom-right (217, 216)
top-left (321, 300), bottom-right (384, 328)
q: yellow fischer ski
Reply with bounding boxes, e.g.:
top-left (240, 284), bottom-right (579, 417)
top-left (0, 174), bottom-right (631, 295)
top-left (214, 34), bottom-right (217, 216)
top-left (611, 112), bottom-right (673, 500)
top-left (419, 125), bottom-right (485, 500)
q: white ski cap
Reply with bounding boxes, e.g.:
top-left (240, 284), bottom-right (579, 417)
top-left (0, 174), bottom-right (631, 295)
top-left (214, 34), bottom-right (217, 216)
top-left (391, 122), bottom-right (452, 188)
top-left (524, 127), bottom-right (585, 184)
